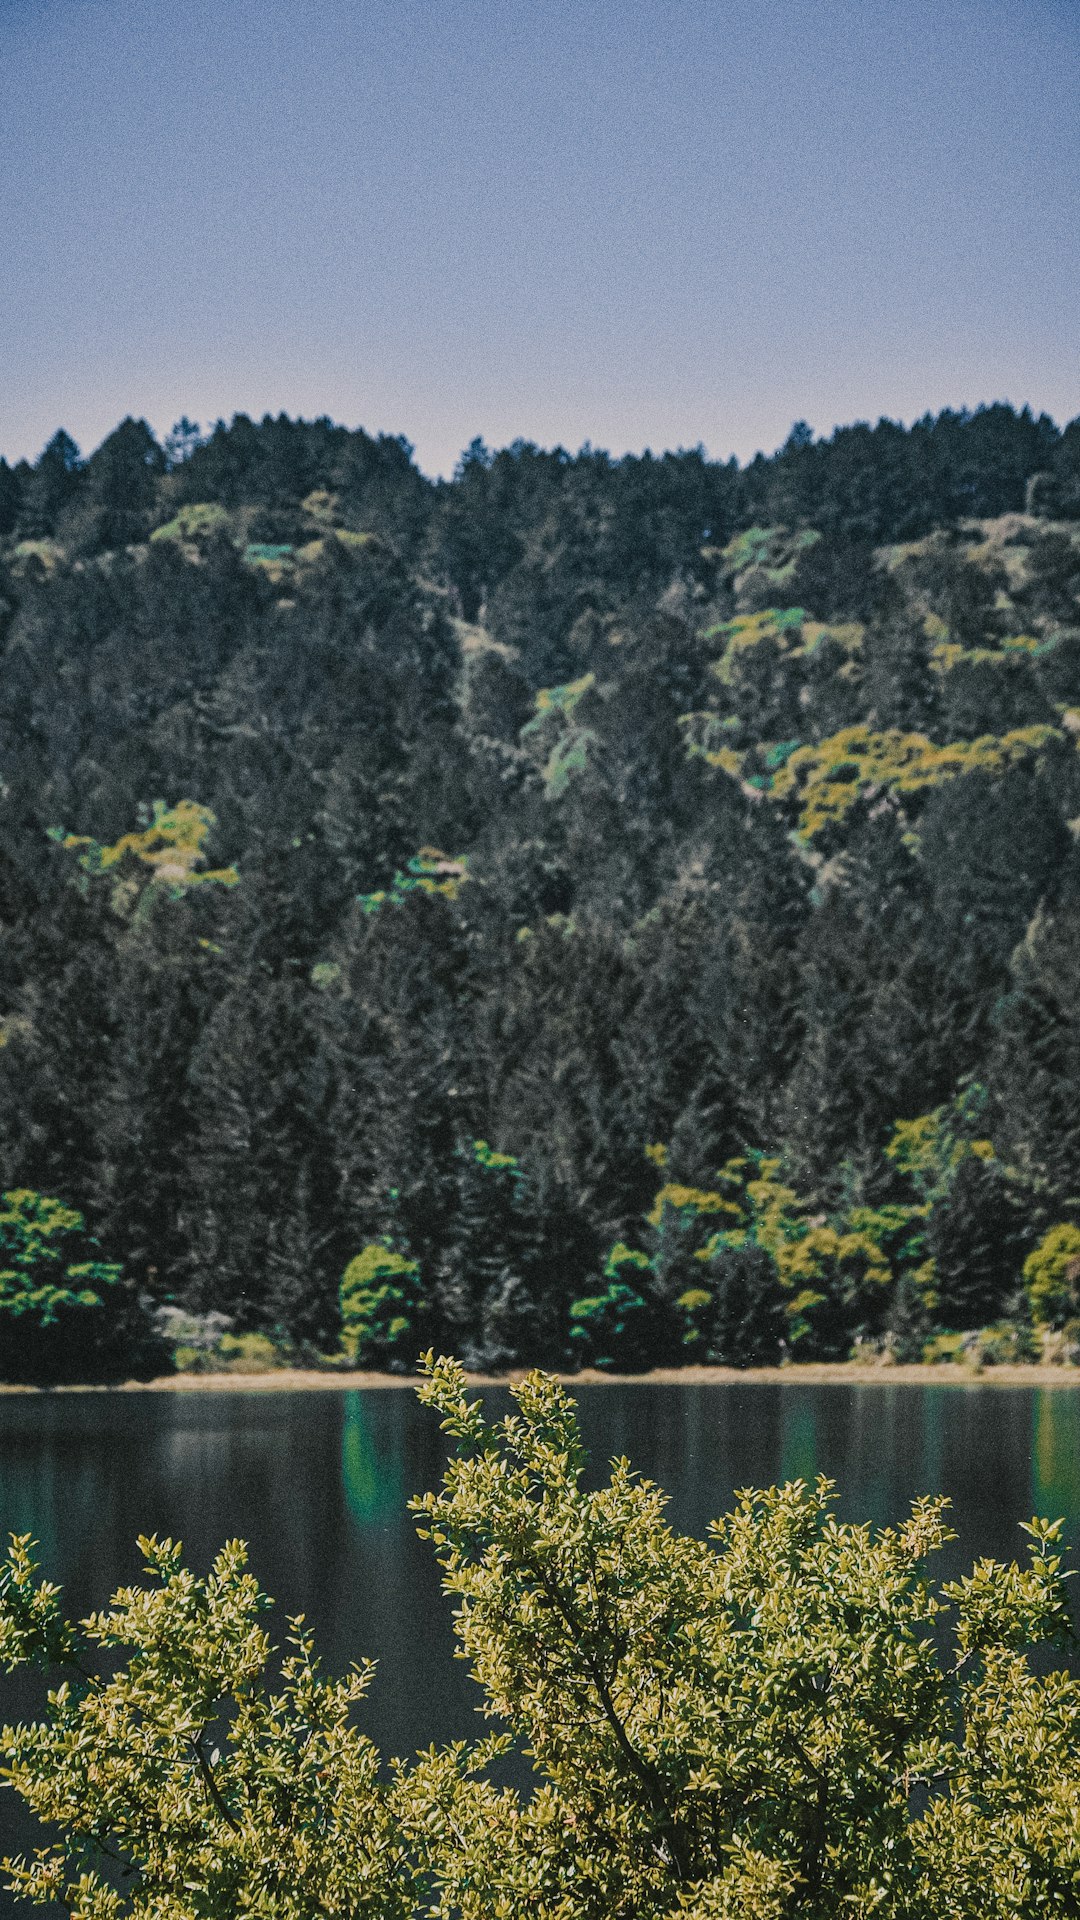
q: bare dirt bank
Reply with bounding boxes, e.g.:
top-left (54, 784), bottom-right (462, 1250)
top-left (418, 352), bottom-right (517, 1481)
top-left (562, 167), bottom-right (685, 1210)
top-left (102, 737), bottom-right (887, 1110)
top-left (3, 1361), bottom-right (1080, 1394)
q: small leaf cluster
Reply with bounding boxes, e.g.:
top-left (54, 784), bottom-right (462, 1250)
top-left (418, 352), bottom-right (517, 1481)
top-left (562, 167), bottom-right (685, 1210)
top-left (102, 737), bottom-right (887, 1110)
top-left (48, 800), bottom-right (239, 910)
top-left (357, 847), bottom-right (469, 916)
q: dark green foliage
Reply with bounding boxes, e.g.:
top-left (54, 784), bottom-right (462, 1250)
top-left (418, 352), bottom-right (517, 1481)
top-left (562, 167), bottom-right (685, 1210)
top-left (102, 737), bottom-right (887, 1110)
top-left (60, 417), bottom-right (166, 553)
top-left (569, 1246), bottom-right (656, 1370)
top-left (14, 429), bottom-right (82, 538)
top-left (990, 889), bottom-right (1080, 1221)
top-left (0, 1189), bottom-right (161, 1383)
top-left (0, 460), bottom-right (23, 539)
top-left (2, 402), bottom-right (1080, 1370)
top-left (356, 1140), bottom-right (573, 1370)
top-left (686, 1237), bottom-right (787, 1365)
top-left (925, 1152), bottom-right (1028, 1330)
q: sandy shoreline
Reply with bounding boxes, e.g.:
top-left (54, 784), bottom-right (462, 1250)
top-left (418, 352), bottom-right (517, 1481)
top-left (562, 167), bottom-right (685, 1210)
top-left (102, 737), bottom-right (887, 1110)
top-left (3, 1360), bottom-right (1080, 1394)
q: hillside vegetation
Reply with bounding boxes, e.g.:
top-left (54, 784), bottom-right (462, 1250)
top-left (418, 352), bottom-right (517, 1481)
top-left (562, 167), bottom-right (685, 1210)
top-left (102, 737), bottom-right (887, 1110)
top-left (2, 405), bottom-right (1080, 1374)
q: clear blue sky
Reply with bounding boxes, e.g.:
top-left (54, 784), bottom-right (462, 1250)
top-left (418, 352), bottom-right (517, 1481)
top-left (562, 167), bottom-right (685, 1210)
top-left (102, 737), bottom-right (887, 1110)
top-left (1, 0), bottom-right (1077, 476)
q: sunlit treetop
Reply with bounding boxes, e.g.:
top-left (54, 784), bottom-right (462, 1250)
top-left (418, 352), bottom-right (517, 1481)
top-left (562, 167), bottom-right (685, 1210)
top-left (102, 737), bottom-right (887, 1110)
top-left (769, 722), bottom-right (1063, 842)
top-left (358, 847), bottom-right (469, 914)
top-left (50, 800), bottom-right (239, 897)
top-left (707, 606), bottom-right (865, 687)
top-left (519, 674), bottom-right (600, 796)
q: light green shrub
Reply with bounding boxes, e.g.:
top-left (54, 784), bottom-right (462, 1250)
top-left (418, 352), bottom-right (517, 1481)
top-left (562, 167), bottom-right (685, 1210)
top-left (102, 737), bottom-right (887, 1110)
top-left (340, 1245), bottom-right (424, 1364)
top-left (149, 502), bottom-right (229, 544)
top-left (216, 1331), bottom-right (286, 1373)
top-left (1024, 1223), bottom-right (1080, 1328)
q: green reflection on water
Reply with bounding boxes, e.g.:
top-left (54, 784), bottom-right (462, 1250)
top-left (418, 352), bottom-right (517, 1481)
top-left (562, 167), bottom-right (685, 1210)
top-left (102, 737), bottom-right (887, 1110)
top-left (1032, 1389), bottom-right (1080, 1527)
top-left (0, 1476), bottom-right (56, 1567)
top-left (919, 1389), bottom-right (945, 1496)
top-left (341, 1392), bottom-right (403, 1528)
top-left (780, 1393), bottom-right (819, 1485)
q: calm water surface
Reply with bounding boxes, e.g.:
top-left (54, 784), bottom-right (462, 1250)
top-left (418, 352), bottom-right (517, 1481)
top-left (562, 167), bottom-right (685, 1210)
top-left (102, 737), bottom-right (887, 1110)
top-left (1, 1379), bottom-right (1079, 1884)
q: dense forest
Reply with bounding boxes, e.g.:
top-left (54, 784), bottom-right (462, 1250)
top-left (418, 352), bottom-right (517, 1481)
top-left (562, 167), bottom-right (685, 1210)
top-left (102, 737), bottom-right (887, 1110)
top-left (2, 402), bottom-right (1080, 1377)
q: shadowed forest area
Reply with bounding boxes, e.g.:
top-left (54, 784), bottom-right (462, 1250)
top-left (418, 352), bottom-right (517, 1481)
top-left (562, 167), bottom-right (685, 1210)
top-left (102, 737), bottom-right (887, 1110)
top-left (3, 403), bottom-right (1080, 1378)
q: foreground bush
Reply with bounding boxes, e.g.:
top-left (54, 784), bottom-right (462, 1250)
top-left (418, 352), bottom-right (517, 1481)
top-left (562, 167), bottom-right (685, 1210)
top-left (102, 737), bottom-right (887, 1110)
top-left (2, 1357), bottom-right (1080, 1917)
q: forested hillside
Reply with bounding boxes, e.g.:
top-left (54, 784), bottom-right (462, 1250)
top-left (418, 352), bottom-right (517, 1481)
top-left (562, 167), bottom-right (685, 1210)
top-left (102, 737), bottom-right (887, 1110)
top-left (2, 403), bottom-right (1080, 1375)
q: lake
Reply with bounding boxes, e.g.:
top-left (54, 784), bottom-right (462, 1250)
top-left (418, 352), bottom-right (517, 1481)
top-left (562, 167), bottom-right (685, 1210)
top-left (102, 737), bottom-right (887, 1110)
top-left (1, 1377), bottom-right (1079, 1893)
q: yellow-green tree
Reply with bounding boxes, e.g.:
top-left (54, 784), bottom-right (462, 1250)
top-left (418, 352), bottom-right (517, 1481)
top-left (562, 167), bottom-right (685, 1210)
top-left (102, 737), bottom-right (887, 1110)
top-left (340, 1244), bottom-right (425, 1366)
top-left (1024, 1223), bottom-right (1080, 1331)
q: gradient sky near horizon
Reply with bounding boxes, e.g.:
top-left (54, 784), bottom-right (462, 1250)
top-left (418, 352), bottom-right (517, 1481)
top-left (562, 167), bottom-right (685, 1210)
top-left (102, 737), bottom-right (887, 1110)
top-left (1, 0), bottom-right (1077, 477)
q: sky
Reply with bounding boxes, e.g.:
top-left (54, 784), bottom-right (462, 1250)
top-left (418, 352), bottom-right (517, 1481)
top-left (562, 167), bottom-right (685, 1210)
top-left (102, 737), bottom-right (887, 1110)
top-left (1, 0), bottom-right (1077, 477)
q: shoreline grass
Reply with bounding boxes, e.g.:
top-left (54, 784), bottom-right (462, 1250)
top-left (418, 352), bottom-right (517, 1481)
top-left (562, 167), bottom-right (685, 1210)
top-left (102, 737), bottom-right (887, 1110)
top-left (4, 1358), bottom-right (1080, 1393)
